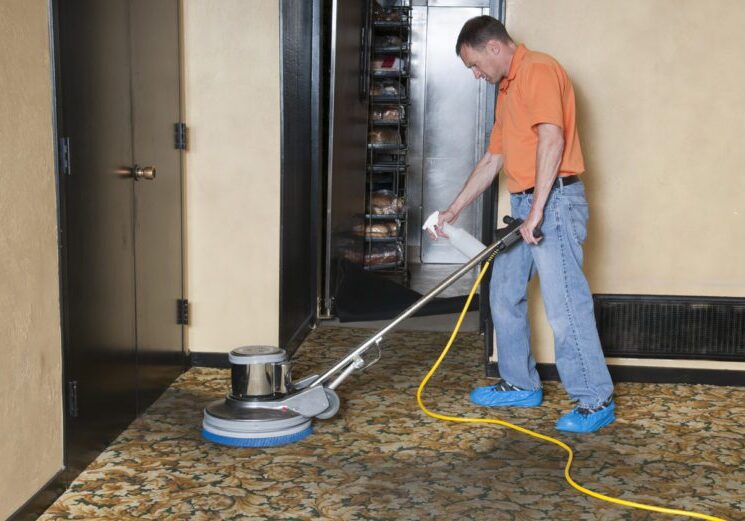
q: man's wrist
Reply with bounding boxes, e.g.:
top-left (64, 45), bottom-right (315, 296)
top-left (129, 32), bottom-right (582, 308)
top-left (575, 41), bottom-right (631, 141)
top-left (529, 202), bottom-right (545, 215)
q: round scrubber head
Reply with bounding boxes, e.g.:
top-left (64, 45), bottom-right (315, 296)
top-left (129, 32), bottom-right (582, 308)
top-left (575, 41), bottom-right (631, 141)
top-left (201, 424), bottom-right (312, 447)
top-left (202, 398), bottom-right (313, 447)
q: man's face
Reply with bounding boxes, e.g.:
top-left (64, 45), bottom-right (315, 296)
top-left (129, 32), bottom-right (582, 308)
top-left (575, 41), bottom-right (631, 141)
top-left (459, 42), bottom-right (501, 84)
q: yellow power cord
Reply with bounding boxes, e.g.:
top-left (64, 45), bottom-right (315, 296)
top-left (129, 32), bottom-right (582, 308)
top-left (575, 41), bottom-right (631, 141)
top-left (416, 257), bottom-right (727, 521)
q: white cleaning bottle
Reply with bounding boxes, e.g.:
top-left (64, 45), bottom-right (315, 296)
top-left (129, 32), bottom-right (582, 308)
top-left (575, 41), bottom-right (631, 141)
top-left (422, 211), bottom-right (486, 259)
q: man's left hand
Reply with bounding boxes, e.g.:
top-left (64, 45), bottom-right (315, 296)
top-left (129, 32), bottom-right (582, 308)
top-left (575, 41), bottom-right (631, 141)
top-left (520, 209), bottom-right (543, 245)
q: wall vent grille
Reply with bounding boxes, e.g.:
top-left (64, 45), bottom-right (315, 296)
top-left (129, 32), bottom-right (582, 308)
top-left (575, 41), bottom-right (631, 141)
top-left (594, 295), bottom-right (745, 361)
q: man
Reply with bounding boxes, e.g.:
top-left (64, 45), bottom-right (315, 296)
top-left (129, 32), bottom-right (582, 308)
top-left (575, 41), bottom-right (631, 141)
top-left (433, 16), bottom-right (615, 433)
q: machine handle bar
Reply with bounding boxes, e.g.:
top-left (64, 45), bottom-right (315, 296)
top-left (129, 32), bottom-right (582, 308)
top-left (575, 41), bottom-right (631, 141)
top-left (312, 217), bottom-right (529, 389)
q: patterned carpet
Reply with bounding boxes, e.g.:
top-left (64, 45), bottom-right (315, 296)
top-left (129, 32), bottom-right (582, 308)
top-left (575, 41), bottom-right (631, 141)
top-left (41, 327), bottom-right (743, 520)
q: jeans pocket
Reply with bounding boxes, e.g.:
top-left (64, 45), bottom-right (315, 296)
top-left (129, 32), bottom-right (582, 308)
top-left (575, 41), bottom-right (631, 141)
top-left (562, 198), bottom-right (589, 245)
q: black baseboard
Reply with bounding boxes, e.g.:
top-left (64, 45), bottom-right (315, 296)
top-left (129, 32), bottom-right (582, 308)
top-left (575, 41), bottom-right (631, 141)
top-left (7, 467), bottom-right (75, 521)
top-left (486, 362), bottom-right (745, 387)
top-left (190, 351), bottom-right (230, 368)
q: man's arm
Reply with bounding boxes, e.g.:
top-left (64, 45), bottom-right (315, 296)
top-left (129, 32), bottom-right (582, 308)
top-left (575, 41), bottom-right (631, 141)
top-left (521, 123), bottom-right (564, 244)
top-left (434, 151), bottom-right (504, 238)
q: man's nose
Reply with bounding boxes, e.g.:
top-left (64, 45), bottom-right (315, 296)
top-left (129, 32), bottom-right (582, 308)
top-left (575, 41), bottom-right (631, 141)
top-left (472, 69), bottom-right (482, 80)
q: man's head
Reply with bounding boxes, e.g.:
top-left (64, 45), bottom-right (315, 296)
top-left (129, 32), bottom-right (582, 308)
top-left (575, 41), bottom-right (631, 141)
top-left (455, 16), bottom-right (515, 84)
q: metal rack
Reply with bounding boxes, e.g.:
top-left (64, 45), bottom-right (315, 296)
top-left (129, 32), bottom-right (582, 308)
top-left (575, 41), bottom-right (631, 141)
top-left (363, 1), bottom-right (412, 278)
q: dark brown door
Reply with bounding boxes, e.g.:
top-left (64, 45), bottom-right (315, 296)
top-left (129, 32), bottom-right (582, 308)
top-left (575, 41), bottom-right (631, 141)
top-left (57, 0), bottom-right (183, 471)
top-left (59, 0), bottom-right (138, 470)
top-left (130, 0), bottom-right (185, 411)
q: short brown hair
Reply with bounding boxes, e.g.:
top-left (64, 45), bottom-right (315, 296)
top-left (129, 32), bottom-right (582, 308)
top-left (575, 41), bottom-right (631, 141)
top-left (455, 15), bottom-right (512, 56)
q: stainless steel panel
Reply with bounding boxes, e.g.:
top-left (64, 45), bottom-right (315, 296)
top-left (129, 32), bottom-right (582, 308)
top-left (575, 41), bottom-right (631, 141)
top-left (421, 6), bottom-right (486, 263)
top-left (406, 6), bottom-right (428, 249)
top-left (411, 1), bottom-right (491, 10)
top-left (428, 0), bottom-right (489, 6)
top-left (324, 0), bottom-right (369, 312)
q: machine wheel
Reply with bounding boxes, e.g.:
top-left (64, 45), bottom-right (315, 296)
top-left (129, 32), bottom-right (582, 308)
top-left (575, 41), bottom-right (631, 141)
top-left (315, 388), bottom-right (341, 420)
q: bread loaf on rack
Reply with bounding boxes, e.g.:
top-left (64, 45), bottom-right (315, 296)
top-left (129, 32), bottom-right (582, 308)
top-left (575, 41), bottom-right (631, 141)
top-left (369, 190), bottom-right (406, 215)
top-left (352, 221), bottom-right (399, 238)
top-left (369, 128), bottom-right (401, 145)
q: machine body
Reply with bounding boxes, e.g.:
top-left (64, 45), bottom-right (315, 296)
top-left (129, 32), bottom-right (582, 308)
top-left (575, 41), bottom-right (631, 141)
top-left (202, 218), bottom-right (526, 446)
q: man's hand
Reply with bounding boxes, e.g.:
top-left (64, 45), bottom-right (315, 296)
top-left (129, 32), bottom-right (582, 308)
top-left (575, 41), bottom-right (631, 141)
top-left (520, 123), bottom-right (563, 245)
top-left (520, 208), bottom-right (543, 245)
top-left (427, 208), bottom-right (457, 239)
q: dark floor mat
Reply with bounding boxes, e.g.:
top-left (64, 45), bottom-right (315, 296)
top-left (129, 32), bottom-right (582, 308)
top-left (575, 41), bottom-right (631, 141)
top-left (334, 260), bottom-right (480, 322)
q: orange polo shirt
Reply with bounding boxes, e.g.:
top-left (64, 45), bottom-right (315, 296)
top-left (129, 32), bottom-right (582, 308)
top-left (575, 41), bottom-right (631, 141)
top-left (488, 44), bottom-right (585, 193)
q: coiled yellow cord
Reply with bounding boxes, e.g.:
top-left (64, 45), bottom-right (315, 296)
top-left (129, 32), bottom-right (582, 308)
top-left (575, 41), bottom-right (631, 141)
top-left (416, 259), bottom-right (727, 521)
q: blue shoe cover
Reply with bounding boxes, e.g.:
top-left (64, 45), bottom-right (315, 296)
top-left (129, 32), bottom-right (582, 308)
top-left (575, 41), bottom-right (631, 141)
top-left (470, 384), bottom-right (543, 407)
top-left (556, 401), bottom-right (616, 433)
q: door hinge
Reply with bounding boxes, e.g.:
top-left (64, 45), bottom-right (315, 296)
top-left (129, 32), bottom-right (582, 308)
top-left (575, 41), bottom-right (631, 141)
top-left (59, 137), bottom-right (71, 175)
top-left (177, 298), bottom-right (189, 325)
top-left (174, 123), bottom-right (187, 150)
top-left (67, 380), bottom-right (79, 417)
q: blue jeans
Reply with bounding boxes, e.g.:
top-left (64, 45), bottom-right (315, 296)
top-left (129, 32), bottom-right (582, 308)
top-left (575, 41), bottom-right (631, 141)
top-left (489, 180), bottom-right (614, 409)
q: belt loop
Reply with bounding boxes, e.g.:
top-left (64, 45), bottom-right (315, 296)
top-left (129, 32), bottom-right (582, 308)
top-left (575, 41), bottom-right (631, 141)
top-left (558, 176), bottom-right (564, 193)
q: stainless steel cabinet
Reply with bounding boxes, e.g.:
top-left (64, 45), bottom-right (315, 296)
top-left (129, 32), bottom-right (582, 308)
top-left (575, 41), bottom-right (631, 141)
top-left (408, 1), bottom-right (494, 263)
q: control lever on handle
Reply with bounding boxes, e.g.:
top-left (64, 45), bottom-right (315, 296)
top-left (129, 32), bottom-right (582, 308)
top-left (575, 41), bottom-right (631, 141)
top-left (503, 215), bottom-right (542, 239)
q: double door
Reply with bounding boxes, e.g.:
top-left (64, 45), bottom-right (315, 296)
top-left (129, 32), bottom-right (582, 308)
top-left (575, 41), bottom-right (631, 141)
top-left (57, 0), bottom-right (184, 469)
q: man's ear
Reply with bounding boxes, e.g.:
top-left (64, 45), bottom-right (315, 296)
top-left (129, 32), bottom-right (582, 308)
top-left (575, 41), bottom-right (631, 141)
top-left (485, 39), bottom-right (501, 56)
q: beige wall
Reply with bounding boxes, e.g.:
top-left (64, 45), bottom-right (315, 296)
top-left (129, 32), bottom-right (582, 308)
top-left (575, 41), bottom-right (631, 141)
top-left (182, 0), bottom-right (281, 353)
top-left (498, 0), bottom-right (745, 369)
top-left (0, 0), bottom-right (64, 518)
top-left (0, 1), bottom-right (283, 514)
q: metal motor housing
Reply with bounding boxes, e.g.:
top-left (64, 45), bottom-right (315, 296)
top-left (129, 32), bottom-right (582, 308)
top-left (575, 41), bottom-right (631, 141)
top-left (202, 345), bottom-right (327, 446)
top-left (229, 345), bottom-right (293, 399)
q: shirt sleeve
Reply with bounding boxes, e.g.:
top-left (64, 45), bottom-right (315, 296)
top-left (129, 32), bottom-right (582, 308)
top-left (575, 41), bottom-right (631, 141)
top-left (522, 62), bottom-right (564, 129)
top-left (487, 105), bottom-right (503, 154)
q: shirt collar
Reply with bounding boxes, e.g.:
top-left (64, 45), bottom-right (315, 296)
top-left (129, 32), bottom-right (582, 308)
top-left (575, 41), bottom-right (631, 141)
top-left (499, 44), bottom-right (527, 92)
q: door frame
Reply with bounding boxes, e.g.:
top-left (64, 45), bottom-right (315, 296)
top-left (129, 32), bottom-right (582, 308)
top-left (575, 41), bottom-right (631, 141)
top-left (278, 0), bottom-right (324, 354)
top-left (23, 2), bottom-right (118, 512)
top-left (51, 0), bottom-right (186, 482)
top-left (480, 0), bottom-right (504, 370)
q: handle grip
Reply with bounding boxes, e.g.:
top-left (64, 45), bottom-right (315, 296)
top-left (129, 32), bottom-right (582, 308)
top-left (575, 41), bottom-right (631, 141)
top-left (502, 215), bottom-right (542, 239)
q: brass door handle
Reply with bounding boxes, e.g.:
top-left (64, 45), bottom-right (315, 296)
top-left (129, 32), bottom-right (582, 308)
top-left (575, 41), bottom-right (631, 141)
top-left (133, 165), bottom-right (156, 180)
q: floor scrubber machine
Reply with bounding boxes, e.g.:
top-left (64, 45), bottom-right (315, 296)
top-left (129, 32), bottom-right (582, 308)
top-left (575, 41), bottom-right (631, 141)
top-left (202, 217), bottom-right (527, 447)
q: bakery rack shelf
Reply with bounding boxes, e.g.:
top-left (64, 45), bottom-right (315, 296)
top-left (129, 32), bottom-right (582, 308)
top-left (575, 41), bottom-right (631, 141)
top-left (368, 143), bottom-right (407, 151)
top-left (371, 69), bottom-right (409, 79)
top-left (371, 97), bottom-right (409, 105)
top-left (373, 20), bottom-right (410, 30)
top-left (364, 236), bottom-right (402, 243)
top-left (373, 45), bottom-right (409, 54)
top-left (364, 262), bottom-right (404, 271)
top-left (363, 0), bottom-right (412, 282)
top-left (365, 213), bottom-right (406, 220)
top-left (370, 119), bottom-right (407, 127)
top-left (370, 118), bottom-right (409, 127)
top-left (368, 162), bottom-right (408, 173)
top-left (371, 95), bottom-right (409, 105)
